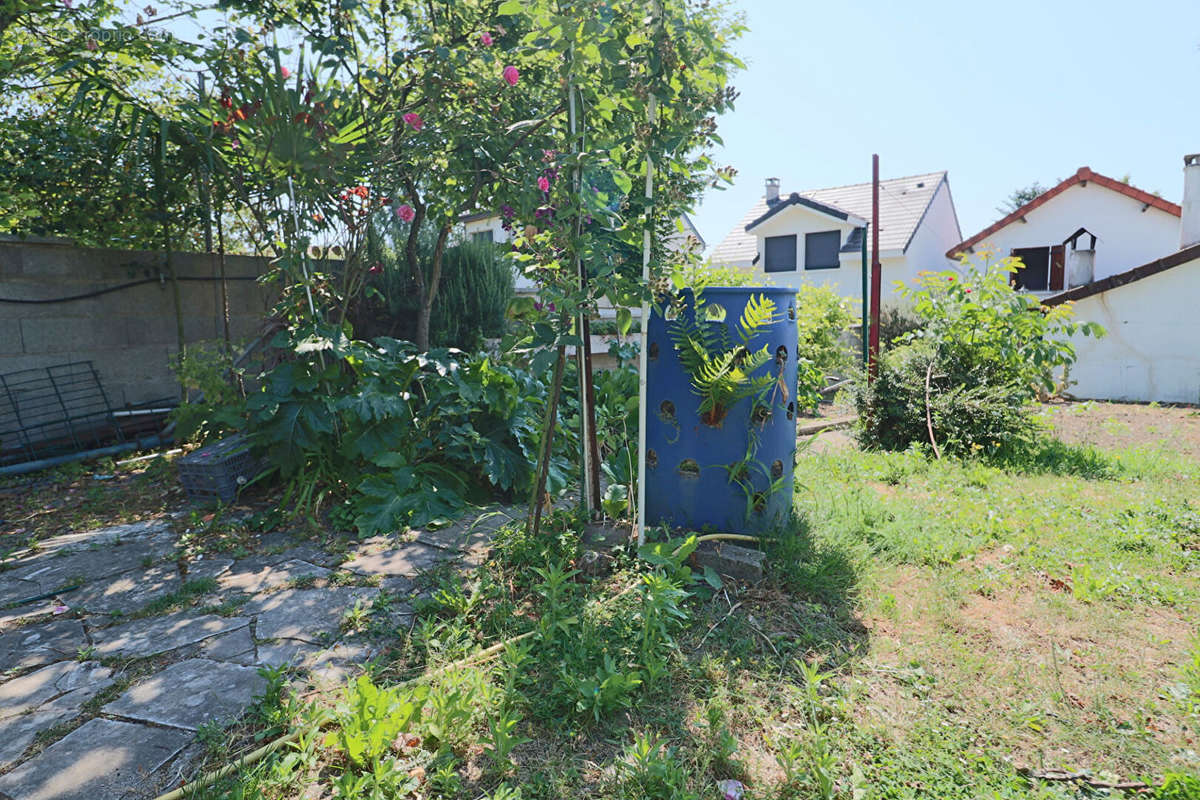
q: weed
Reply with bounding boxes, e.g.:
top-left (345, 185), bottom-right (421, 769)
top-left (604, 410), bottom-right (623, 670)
top-left (133, 577), bottom-right (219, 618)
top-left (616, 731), bottom-right (697, 800)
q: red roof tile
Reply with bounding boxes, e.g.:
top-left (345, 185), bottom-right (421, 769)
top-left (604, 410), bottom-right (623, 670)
top-left (948, 167), bottom-right (1181, 259)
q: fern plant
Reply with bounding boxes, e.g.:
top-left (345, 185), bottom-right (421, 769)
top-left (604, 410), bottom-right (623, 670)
top-left (668, 292), bottom-right (779, 426)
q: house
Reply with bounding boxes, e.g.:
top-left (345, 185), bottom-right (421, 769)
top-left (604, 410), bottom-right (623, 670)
top-left (949, 167), bottom-right (1181, 294)
top-left (1041, 156), bottom-right (1200, 404)
top-left (709, 171), bottom-right (962, 301)
top-left (461, 211), bottom-right (705, 295)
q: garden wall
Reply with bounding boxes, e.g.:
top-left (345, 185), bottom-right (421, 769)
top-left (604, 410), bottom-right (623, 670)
top-left (0, 237), bottom-right (274, 408)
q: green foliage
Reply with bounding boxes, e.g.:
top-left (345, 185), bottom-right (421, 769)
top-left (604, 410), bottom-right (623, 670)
top-left (793, 284), bottom-right (856, 411)
top-left (855, 254), bottom-right (1104, 457)
top-left (855, 343), bottom-right (1041, 458)
top-left (241, 328), bottom-right (566, 534)
top-left (356, 232), bottom-right (514, 350)
top-left (170, 342), bottom-right (245, 444)
top-left (903, 253), bottom-right (1103, 396)
top-left (616, 731), bottom-right (698, 800)
top-left (675, 261), bottom-right (760, 290)
top-left (795, 284), bottom-right (856, 376)
top-left (668, 292), bottom-right (779, 427)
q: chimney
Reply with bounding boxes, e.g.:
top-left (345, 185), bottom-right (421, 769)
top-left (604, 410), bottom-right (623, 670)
top-left (1068, 247), bottom-right (1095, 287)
top-left (1182, 154), bottom-right (1200, 249)
top-left (765, 177), bottom-right (780, 205)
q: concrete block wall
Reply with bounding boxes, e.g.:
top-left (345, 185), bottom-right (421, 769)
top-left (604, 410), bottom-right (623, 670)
top-left (0, 238), bottom-right (274, 408)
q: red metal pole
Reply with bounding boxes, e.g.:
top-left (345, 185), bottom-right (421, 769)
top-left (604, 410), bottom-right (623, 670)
top-left (868, 154), bottom-right (882, 381)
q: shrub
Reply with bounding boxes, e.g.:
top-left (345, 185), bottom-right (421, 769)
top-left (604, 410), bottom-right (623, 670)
top-left (855, 343), bottom-right (1040, 458)
top-left (795, 284), bottom-right (856, 376)
top-left (169, 342), bottom-right (245, 444)
top-left (354, 231), bottom-right (514, 350)
top-left (876, 305), bottom-right (923, 345)
top-left (854, 254), bottom-right (1103, 457)
top-left (240, 327), bottom-right (568, 533)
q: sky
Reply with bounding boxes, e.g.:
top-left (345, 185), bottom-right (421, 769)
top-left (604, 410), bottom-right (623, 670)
top-left (691, 0), bottom-right (1200, 254)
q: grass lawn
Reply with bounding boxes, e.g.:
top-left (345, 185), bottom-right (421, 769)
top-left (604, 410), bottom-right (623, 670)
top-left (4, 404), bottom-right (1197, 798)
top-left (184, 405), bottom-right (1199, 799)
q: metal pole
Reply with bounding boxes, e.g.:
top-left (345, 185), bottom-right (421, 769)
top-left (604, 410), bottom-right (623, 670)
top-left (635, 94), bottom-right (658, 547)
top-left (860, 221), bottom-right (868, 367)
top-left (868, 154), bottom-right (882, 381)
top-left (568, 54), bottom-right (601, 518)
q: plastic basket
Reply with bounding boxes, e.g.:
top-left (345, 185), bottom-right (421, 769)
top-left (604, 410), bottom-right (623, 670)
top-left (177, 434), bottom-right (261, 503)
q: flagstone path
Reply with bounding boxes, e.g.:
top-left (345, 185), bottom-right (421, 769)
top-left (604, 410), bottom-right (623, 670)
top-left (0, 508), bottom-right (514, 800)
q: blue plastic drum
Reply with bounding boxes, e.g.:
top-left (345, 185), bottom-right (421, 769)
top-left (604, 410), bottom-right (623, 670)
top-left (645, 287), bottom-right (799, 534)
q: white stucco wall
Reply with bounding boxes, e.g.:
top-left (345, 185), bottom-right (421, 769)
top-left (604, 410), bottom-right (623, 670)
top-left (972, 182), bottom-right (1179, 282)
top-left (904, 180), bottom-right (964, 278)
top-left (1063, 257), bottom-right (1200, 403)
top-left (748, 204), bottom-right (866, 294)
top-left (745, 197), bottom-right (959, 304)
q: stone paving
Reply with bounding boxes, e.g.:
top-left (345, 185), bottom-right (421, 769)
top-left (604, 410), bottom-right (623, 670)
top-left (0, 507), bottom-right (515, 800)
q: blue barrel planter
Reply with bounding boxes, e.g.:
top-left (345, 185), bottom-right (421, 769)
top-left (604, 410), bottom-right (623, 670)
top-left (645, 287), bottom-right (799, 534)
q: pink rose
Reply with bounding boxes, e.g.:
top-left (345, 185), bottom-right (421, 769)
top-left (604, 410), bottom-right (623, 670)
top-left (280, 66), bottom-right (292, 78)
top-left (502, 65), bottom-right (519, 86)
top-left (396, 204), bottom-right (416, 223)
top-left (402, 112), bottom-right (423, 131)
top-left (479, 32), bottom-right (493, 46)
top-left (537, 176), bottom-right (550, 192)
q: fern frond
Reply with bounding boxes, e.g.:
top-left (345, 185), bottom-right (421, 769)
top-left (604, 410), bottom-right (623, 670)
top-left (737, 294), bottom-right (777, 347)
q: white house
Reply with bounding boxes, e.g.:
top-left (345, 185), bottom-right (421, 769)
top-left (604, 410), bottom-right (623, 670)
top-left (949, 166), bottom-right (1182, 294)
top-left (709, 171), bottom-right (962, 302)
top-left (1041, 156), bottom-right (1200, 404)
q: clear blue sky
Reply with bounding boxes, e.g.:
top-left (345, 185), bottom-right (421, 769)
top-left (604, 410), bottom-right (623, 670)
top-left (692, 0), bottom-right (1200, 253)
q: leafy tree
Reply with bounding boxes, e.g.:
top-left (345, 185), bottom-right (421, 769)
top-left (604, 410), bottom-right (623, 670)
top-left (997, 181), bottom-right (1046, 215)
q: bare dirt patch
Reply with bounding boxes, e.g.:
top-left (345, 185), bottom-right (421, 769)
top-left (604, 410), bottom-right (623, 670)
top-left (854, 557), bottom-right (1198, 776)
top-left (1042, 400), bottom-right (1200, 460)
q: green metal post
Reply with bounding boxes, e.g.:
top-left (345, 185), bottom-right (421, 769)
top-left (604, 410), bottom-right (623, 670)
top-left (860, 223), bottom-right (869, 367)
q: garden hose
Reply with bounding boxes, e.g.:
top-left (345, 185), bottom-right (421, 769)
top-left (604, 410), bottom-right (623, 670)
top-left (692, 533), bottom-right (762, 547)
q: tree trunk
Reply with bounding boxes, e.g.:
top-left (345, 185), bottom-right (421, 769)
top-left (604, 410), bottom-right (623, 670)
top-left (415, 299), bottom-right (432, 352)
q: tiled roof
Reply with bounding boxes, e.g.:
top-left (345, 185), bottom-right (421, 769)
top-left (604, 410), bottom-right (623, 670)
top-left (710, 170), bottom-right (949, 266)
top-left (949, 167), bottom-right (1181, 258)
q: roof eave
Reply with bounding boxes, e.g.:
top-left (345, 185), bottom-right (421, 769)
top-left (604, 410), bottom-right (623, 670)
top-left (1043, 243), bottom-right (1200, 306)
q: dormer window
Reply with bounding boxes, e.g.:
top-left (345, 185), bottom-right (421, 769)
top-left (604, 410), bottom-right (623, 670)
top-left (764, 235), bottom-right (797, 272)
top-left (805, 231), bottom-right (841, 270)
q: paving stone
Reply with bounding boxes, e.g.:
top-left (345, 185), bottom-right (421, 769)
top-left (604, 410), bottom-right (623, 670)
top-left (218, 558), bottom-right (330, 594)
top-left (104, 658), bottom-right (267, 731)
top-left (196, 625), bottom-right (257, 664)
top-left (0, 718), bottom-right (189, 800)
top-left (0, 576), bottom-right (41, 610)
top-left (690, 541), bottom-right (765, 584)
top-left (343, 540), bottom-right (448, 578)
top-left (0, 705), bottom-right (74, 769)
top-left (71, 557), bottom-right (232, 616)
top-left (91, 611), bottom-right (249, 658)
top-left (247, 587), bottom-right (377, 643)
top-left (0, 660), bottom-right (112, 719)
top-left (8, 537), bottom-right (176, 596)
top-left (0, 618), bottom-right (86, 671)
top-left (0, 603), bottom-right (56, 632)
top-left (258, 640), bottom-right (375, 684)
top-left (14, 520), bottom-right (171, 561)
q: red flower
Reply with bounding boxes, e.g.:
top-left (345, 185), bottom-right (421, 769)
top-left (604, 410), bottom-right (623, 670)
top-left (402, 112), bottom-right (424, 131)
top-left (502, 65), bottom-right (519, 86)
top-left (369, 262), bottom-right (382, 274)
top-left (537, 176), bottom-right (550, 192)
top-left (280, 66), bottom-right (292, 79)
top-left (396, 204), bottom-right (416, 223)
top-left (479, 31), bottom-right (493, 46)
